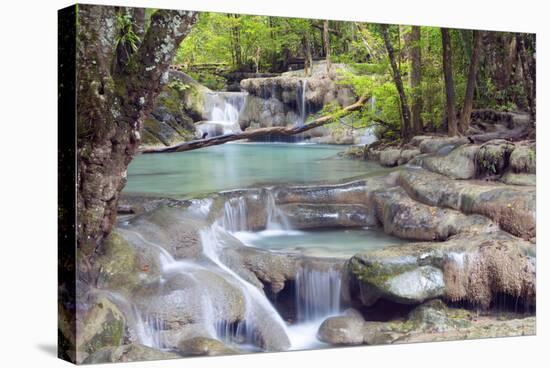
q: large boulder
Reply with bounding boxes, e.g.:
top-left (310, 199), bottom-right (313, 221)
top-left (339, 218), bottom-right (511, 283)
top-left (398, 169), bottom-right (536, 239)
top-left (96, 231), bottom-right (161, 295)
top-left (411, 144), bottom-right (480, 179)
top-left (318, 315), bottom-right (365, 345)
top-left (344, 231), bottom-right (535, 308)
top-left (371, 187), bottom-right (497, 241)
top-left (475, 139), bottom-right (515, 177)
top-left (141, 70), bottom-right (210, 148)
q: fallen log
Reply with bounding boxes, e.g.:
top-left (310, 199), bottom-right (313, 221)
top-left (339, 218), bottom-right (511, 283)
top-left (141, 94), bottom-right (370, 154)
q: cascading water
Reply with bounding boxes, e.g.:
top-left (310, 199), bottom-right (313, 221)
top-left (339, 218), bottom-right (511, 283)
top-left (296, 79), bottom-right (308, 127)
top-left (197, 92), bottom-right (248, 138)
top-left (222, 196), bottom-right (249, 232)
top-left (295, 267), bottom-right (342, 322)
top-left (265, 190), bottom-right (291, 231)
top-left (199, 223), bottom-right (292, 349)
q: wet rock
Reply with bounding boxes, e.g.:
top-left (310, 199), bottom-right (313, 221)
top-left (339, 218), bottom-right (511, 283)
top-left (96, 231), bottom-right (161, 295)
top-left (398, 169), bottom-right (536, 239)
top-left (372, 187), bottom-right (497, 241)
top-left (318, 316), bottom-right (365, 345)
top-left (76, 297), bottom-right (126, 355)
top-left (345, 232), bottom-right (535, 308)
top-left (83, 344), bottom-right (180, 364)
top-left (123, 206), bottom-right (207, 259)
top-left (281, 203), bottom-right (376, 229)
top-left (178, 337), bottom-right (237, 356)
top-left (133, 269), bottom-right (247, 331)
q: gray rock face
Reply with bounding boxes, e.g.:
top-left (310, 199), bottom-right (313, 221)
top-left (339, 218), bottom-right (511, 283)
top-left (239, 63), bottom-right (356, 140)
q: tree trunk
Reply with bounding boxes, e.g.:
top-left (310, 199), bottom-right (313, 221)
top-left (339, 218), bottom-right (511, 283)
top-left (441, 28), bottom-right (457, 136)
top-left (410, 26), bottom-right (423, 134)
top-left (142, 94), bottom-right (370, 153)
top-left (380, 24), bottom-right (412, 141)
top-left (323, 20), bottom-right (331, 74)
top-left (459, 30), bottom-right (482, 133)
top-left (517, 33), bottom-right (536, 120)
top-left (302, 34), bottom-right (313, 76)
top-left (76, 5), bottom-right (197, 257)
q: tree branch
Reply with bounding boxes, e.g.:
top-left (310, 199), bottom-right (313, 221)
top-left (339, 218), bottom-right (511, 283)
top-left (141, 94), bottom-right (370, 154)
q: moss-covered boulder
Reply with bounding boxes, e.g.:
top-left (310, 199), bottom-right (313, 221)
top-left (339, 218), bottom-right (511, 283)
top-left (76, 297), bottom-right (126, 356)
top-left (141, 70), bottom-right (210, 148)
top-left (96, 231), bottom-right (161, 295)
top-left (475, 139), bottom-right (515, 177)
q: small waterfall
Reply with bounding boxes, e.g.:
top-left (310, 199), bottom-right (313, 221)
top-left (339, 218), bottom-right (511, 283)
top-left (222, 197), bottom-right (248, 232)
top-left (295, 266), bottom-right (342, 322)
top-left (265, 190), bottom-right (291, 230)
top-left (200, 224), bottom-right (292, 348)
top-left (198, 92), bottom-right (248, 138)
top-left (296, 79), bottom-right (308, 126)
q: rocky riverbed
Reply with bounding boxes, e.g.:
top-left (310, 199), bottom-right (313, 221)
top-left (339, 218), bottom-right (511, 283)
top-left (67, 130), bottom-right (536, 363)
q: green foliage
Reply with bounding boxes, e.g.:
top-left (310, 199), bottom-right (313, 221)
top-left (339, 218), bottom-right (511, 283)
top-left (167, 80), bottom-right (190, 92)
top-left (116, 13), bottom-right (140, 52)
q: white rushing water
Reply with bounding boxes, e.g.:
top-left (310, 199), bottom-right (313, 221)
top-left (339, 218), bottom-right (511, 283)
top-left (197, 92), bottom-right (248, 138)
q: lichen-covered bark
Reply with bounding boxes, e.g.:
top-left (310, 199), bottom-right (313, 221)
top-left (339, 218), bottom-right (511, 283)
top-left (76, 5), bottom-right (197, 259)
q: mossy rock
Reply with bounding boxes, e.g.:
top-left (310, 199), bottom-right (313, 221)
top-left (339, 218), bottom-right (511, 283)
top-left (76, 297), bottom-right (125, 355)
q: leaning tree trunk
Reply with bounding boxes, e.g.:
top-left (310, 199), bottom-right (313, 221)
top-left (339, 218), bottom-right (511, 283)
top-left (380, 24), bottom-right (412, 141)
top-left (441, 28), bottom-right (457, 136)
top-left (410, 26), bottom-right (423, 134)
top-left (459, 30), bottom-right (483, 133)
top-left (76, 5), bottom-right (197, 259)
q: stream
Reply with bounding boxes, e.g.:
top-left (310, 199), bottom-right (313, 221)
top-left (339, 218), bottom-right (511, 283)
top-left (116, 90), bottom-right (404, 353)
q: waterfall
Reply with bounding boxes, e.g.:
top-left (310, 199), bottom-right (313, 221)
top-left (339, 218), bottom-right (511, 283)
top-left (222, 197), bottom-right (248, 232)
top-left (296, 79), bottom-right (308, 126)
top-left (295, 266), bottom-right (342, 322)
top-left (200, 223), bottom-right (292, 348)
top-left (198, 92), bottom-right (248, 138)
top-left (265, 190), bottom-right (291, 230)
